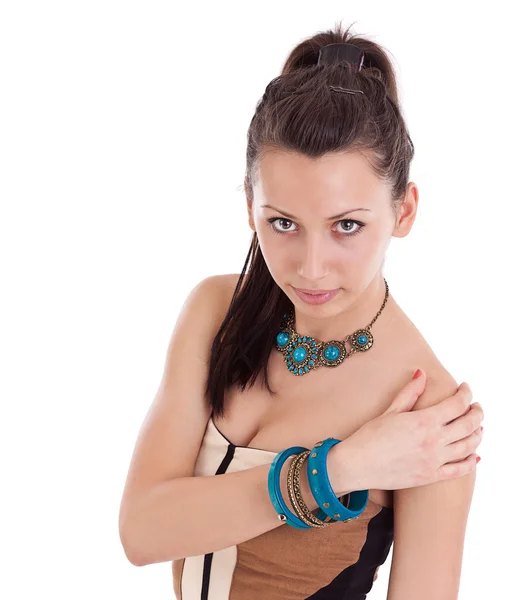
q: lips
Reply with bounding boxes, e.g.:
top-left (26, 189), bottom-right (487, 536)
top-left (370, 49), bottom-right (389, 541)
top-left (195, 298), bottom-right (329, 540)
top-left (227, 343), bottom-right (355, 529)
top-left (291, 286), bottom-right (341, 305)
top-left (293, 287), bottom-right (338, 295)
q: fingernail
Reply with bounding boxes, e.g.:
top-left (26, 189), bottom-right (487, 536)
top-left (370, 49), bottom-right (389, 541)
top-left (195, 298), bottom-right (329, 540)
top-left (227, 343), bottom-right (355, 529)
top-left (480, 426), bottom-right (483, 432)
top-left (413, 369), bottom-right (422, 379)
top-left (476, 456), bottom-right (481, 463)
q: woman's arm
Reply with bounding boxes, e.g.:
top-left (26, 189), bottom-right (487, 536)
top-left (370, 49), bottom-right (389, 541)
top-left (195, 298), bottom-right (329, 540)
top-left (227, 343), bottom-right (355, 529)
top-left (386, 369), bottom-right (477, 599)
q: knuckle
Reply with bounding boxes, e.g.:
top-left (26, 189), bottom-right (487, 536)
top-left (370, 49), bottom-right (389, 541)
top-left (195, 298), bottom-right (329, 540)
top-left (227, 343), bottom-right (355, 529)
top-left (474, 430), bottom-right (483, 447)
top-left (470, 401), bottom-right (481, 412)
top-left (461, 390), bottom-right (472, 410)
top-left (472, 411), bottom-right (482, 430)
top-left (459, 393), bottom-right (471, 413)
top-left (461, 381), bottom-right (473, 396)
top-left (465, 419), bottom-right (476, 437)
top-left (416, 410), bottom-right (434, 431)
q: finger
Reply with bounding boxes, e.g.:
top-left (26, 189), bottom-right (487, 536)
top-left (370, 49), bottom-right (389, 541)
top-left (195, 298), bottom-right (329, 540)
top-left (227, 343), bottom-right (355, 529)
top-left (443, 428), bottom-right (483, 463)
top-left (436, 452), bottom-right (479, 482)
top-left (429, 382), bottom-right (473, 425)
top-left (443, 403), bottom-right (484, 444)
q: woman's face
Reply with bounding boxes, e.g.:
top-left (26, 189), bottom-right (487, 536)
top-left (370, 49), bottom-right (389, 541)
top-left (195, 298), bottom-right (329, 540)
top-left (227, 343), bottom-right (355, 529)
top-left (247, 148), bottom-right (417, 316)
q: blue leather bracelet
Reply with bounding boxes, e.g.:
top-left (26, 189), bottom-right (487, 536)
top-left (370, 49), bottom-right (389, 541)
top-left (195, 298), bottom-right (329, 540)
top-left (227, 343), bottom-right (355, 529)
top-left (307, 438), bottom-right (368, 522)
top-left (268, 446), bottom-right (329, 528)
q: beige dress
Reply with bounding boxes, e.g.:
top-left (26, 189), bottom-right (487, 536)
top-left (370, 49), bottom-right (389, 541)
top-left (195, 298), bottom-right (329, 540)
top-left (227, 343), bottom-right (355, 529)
top-left (171, 416), bottom-right (394, 600)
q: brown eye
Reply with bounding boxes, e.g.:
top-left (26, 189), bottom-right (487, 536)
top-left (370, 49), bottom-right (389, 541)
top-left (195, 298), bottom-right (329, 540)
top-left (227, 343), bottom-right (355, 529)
top-left (334, 220), bottom-right (365, 237)
top-left (268, 217), bottom-right (297, 233)
top-left (339, 220), bottom-right (356, 232)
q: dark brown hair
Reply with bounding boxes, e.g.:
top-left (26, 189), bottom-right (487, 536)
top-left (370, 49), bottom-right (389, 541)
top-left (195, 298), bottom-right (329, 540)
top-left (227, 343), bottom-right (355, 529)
top-left (205, 20), bottom-right (415, 419)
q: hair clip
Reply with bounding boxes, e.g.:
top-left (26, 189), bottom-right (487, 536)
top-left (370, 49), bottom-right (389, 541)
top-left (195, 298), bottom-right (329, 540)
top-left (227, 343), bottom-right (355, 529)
top-left (328, 85), bottom-right (364, 95)
top-left (318, 43), bottom-right (366, 95)
top-left (317, 43), bottom-right (365, 70)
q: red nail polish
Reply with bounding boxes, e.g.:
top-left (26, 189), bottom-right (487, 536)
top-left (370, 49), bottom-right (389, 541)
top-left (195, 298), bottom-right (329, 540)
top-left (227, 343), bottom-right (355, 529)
top-left (413, 369), bottom-right (422, 379)
top-left (476, 456), bottom-right (481, 463)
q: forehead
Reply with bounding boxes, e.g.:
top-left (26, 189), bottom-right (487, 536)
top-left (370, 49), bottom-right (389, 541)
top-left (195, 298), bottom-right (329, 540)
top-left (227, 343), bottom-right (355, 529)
top-left (254, 149), bottom-right (389, 210)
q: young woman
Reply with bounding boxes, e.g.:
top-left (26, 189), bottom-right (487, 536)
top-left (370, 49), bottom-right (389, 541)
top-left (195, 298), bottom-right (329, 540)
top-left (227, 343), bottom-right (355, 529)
top-left (119, 22), bottom-right (484, 599)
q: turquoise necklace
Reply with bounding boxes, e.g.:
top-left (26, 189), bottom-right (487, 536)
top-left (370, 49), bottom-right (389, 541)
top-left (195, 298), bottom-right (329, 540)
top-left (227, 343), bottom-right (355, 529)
top-left (275, 278), bottom-right (389, 376)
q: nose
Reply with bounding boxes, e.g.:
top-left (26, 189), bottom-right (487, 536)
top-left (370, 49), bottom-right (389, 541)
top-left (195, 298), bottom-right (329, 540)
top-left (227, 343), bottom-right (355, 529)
top-left (296, 234), bottom-right (330, 281)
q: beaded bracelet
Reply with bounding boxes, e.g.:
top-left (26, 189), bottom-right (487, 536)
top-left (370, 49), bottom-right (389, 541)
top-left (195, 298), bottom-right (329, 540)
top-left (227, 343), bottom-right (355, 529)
top-left (286, 451), bottom-right (336, 528)
top-left (287, 450), bottom-right (354, 527)
top-left (307, 438), bottom-right (368, 522)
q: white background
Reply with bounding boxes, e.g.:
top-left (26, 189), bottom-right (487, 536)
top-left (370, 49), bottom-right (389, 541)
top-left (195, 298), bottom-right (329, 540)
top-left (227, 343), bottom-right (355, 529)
top-left (1, 1), bottom-right (502, 598)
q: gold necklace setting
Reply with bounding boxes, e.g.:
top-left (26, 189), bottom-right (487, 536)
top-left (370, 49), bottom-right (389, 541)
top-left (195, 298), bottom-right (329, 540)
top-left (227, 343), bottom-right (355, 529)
top-left (274, 278), bottom-right (389, 376)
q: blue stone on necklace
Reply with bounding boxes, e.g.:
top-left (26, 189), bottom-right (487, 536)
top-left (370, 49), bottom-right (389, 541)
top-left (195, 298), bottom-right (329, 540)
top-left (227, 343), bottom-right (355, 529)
top-left (276, 331), bottom-right (290, 348)
top-left (357, 334), bottom-right (368, 345)
top-left (282, 334), bottom-right (319, 376)
top-left (323, 345), bottom-right (340, 361)
top-left (292, 346), bottom-right (306, 363)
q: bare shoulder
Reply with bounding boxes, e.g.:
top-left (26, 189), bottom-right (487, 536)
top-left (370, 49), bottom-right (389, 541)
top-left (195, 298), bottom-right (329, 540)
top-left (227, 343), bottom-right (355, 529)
top-left (212, 272), bottom-right (241, 296)
top-left (182, 272), bottom-right (240, 311)
top-left (200, 272), bottom-right (241, 321)
top-left (390, 309), bottom-right (461, 411)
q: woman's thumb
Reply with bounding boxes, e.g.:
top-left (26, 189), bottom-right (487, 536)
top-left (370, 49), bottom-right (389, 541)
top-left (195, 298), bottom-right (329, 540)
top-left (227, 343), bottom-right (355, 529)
top-left (382, 369), bottom-right (426, 415)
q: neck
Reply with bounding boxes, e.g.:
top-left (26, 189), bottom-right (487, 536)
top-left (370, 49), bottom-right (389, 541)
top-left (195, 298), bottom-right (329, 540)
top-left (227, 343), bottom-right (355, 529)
top-left (291, 274), bottom-right (395, 342)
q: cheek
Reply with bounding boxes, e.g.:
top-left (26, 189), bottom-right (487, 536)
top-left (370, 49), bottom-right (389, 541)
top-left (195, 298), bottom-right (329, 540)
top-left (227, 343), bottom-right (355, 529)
top-left (337, 230), bottom-right (388, 269)
top-left (256, 229), bottom-right (292, 273)
top-left (350, 233), bottom-right (389, 274)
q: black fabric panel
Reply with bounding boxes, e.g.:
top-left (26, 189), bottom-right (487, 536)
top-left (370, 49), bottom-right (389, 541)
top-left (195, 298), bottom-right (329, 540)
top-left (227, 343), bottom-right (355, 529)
top-left (305, 506), bottom-right (394, 600)
top-left (200, 443), bottom-right (236, 599)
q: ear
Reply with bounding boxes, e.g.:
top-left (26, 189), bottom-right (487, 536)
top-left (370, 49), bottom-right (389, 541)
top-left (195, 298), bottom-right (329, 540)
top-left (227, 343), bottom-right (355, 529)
top-left (391, 182), bottom-right (419, 238)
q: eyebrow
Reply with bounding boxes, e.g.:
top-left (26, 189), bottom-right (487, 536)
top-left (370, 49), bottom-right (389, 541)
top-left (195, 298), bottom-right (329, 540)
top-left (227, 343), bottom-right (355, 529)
top-left (260, 204), bottom-right (372, 221)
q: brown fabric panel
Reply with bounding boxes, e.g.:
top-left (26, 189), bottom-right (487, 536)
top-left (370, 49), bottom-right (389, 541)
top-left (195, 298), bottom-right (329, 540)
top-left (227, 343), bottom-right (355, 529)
top-left (229, 500), bottom-right (383, 600)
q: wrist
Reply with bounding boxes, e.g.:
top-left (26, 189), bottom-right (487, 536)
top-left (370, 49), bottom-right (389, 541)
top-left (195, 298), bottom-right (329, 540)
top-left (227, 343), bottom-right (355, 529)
top-left (326, 439), bottom-right (361, 496)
